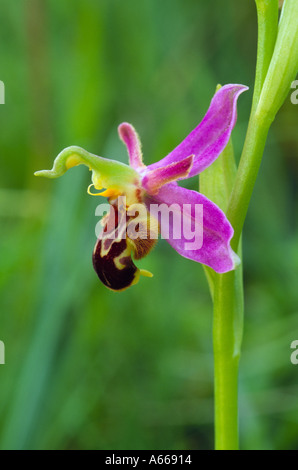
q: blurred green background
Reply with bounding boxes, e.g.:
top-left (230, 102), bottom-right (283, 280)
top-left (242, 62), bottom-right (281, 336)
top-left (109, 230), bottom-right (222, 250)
top-left (0, 0), bottom-right (297, 450)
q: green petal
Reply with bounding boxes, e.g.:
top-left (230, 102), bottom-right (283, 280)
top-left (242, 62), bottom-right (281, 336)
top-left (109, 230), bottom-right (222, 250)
top-left (34, 146), bottom-right (140, 193)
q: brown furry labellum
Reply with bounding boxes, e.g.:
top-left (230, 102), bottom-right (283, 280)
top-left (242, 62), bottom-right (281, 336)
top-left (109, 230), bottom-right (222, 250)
top-left (92, 197), bottom-right (158, 291)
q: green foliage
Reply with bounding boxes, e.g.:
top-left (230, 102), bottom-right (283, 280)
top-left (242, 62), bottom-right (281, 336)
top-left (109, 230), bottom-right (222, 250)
top-left (0, 0), bottom-right (297, 450)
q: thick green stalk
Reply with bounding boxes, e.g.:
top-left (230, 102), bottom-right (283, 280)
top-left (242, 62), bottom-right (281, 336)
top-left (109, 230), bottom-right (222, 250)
top-left (200, 129), bottom-right (244, 449)
top-left (203, 0), bottom-right (297, 452)
top-left (213, 262), bottom-right (244, 450)
top-left (210, 0), bottom-right (298, 451)
top-left (227, 0), bottom-right (298, 250)
top-left (227, 115), bottom-right (271, 251)
top-left (209, 0), bottom-right (282, 450)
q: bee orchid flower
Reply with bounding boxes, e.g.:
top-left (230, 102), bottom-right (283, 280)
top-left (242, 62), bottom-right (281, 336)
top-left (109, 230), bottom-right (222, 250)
top-left (35, 84), bottom-right (248, 291)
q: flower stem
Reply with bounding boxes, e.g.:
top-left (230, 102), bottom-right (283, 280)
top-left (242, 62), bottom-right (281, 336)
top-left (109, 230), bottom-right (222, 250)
top-left (211, 1), bottom-right (279, 449)
top-left (252, 0), bottom-right (279, 114)
top-left (213, 259), bottom-right (244, 450)
top-left (210, 0), bottom-right (298, 451)
top-left (212, 119), bottom-right (268, 449)
top-left (212, 50), bottom-right (271, 455)
top-left (227, 114), bottom-right (271, 251)
top-left (227, 0), bottom-right (279, 249)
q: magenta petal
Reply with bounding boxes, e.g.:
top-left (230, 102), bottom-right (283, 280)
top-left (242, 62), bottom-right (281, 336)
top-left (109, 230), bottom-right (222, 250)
top-left (145, 183), bottom-right (239, 273)
top-left (118, 122), bottom-right (145, 171)
top-left (142, 154), bottom-right (194, 195)
top-left (146, 84), bottom-right (248, 178)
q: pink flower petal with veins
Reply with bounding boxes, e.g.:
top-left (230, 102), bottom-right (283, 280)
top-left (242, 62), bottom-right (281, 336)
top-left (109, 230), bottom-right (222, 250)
top-left (145, 182), bottom-right (239, 273)
top-left (146, 84), bottom-right (248, 178)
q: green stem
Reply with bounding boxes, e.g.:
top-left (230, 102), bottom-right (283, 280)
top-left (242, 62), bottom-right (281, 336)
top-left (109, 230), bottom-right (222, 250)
top-left (211, 0), bottom-right (279, 450)
top-left (252, 0), bottom-right (279, 114)
top-left (212, 107), bottom-right (268, 453)
top-left (213, 258), bottom-right (244, 450)
top-left (226, 0), bottom-right (278, 250)
top-left (227, 115), bottom-right (271, 251)
top-left (210, 0), bottom-right (298, 451)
